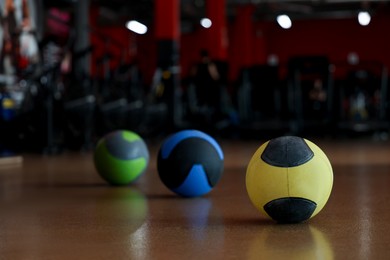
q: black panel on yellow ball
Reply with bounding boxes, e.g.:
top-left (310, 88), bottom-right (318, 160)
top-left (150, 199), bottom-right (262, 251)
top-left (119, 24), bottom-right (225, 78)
top-left (261, 136), bottom-right (314, 167)
top-left (264, 197), bottom-right (317, 223)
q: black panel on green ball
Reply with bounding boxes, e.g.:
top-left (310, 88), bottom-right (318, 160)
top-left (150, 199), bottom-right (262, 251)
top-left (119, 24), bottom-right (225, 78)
top-left (105, 134), bottom-right (149, 161)
top-left (261, 136), bottom-right (314, 167)
top-left (264, 197), bottom-right (317, 223)
top-left (157, 138), bottom-right (223, 189)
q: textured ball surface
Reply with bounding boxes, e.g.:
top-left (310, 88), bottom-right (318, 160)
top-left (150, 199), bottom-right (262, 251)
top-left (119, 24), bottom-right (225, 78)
top-left (246, 136), bottom-right (333, 223)
top-left (157, 130), bottom-right (224, 197)
top-left (94, 130), bottom-right (149, 185)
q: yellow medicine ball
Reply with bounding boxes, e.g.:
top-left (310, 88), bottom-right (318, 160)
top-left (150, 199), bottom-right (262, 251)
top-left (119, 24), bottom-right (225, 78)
top-left (246, 136), bottom-right (333, 223)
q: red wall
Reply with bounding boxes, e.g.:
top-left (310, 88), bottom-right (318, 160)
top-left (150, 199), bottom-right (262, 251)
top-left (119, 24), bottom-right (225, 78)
top-left (89, 6), bottom-right (390, 87)
top-left (264, 14), bottom-right (390, 79)
top-left (226, 11), bottom-right (390, 81)
top-left (89, 7), bottom-right (156, 92)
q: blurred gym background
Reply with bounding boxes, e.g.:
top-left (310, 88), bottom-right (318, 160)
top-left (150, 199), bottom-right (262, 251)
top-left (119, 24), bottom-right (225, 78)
top-left (1, 0), bottom-right (390, 154)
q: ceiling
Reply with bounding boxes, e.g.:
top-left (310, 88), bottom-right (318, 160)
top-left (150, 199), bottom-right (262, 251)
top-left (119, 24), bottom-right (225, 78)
top-left (46, 0), bottom-right (390, 27)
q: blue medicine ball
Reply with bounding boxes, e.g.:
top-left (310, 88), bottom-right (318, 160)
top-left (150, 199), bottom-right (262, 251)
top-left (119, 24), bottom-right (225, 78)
top-left (157, 130), bottom-right (224, 197)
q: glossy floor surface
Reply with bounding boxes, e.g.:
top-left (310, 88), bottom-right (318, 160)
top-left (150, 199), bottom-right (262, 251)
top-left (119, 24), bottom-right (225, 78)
top-left (1, 137), bottom-right (390, 259)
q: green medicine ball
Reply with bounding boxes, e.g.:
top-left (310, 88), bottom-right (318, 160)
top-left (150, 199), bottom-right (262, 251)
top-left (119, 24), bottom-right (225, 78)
top-left (94, 130), bottom-right (149, 185)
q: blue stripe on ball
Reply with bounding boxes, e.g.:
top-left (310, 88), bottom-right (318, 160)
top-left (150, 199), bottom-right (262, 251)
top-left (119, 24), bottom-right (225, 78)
top-left (161, 130), bottom-right (224, 160)
top-left (172, 164), bottom-right (212, 197)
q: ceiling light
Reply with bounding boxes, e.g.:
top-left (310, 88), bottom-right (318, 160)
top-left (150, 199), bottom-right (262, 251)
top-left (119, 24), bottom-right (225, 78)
top-left (126, 20), bottom-right (148, 34)
top-left (200, 18), bottom-right (212, 29)
top-left (358, 11), bottom-right (371, 26)
top-left (277, 14), bottom-right (292, 29)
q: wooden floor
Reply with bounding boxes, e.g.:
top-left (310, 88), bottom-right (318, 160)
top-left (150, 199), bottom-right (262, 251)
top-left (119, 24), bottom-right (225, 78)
top-left (1, 136), bottom-right (390, 259)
